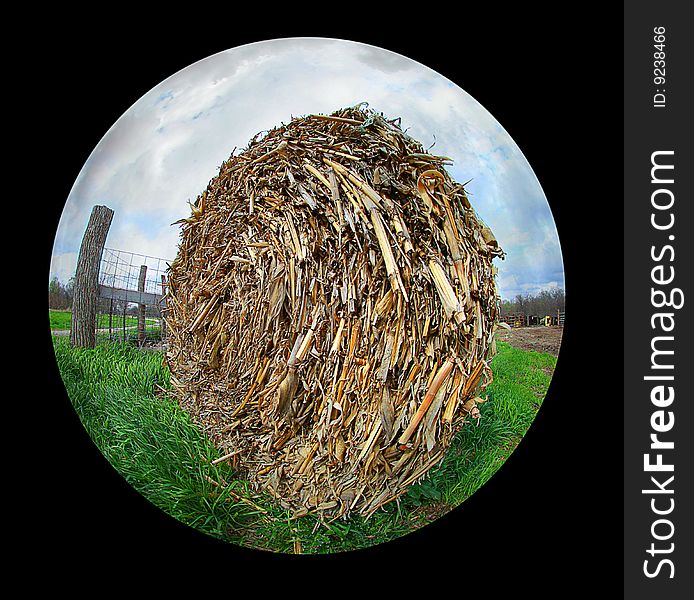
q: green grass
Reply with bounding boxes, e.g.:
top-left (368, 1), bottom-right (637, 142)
top-left (414, 342), bottom-right (556, 508)
top-left (52, 337), bottom-right (555, 553)
top-left (49, 309), bottom-right (158, 331)
top-left (100, 324), bottom-right (164, 344)
top-left (49, 310), bottom-right (73, 330)
top-left (52, 337), bottom-right (261, 540)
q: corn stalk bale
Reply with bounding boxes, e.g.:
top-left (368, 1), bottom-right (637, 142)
top-left (165, 105), bottom-right (505, 519)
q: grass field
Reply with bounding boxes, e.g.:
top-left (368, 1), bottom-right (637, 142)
top-left (49, 310), bottom-right (75, 330)
top-left (49, 310), bottom-right (159, 331)
top-left (52, 335), bottom-right (556, 554)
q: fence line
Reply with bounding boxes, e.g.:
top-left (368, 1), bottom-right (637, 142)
top-left (99, 247), bottom-right (170, 298)
top-left (499, 309), bottom-right (565, 328)
top-left (61, 204), bottom-right (173, 349)
top-left (96, 247), bottom-right (172, 346)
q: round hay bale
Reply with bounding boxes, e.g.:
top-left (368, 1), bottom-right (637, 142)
top-left (165, 105), bottom-right (504, 519)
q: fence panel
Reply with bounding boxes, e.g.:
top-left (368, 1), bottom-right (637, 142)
top-left (96, 248), bottom-right (171, 346)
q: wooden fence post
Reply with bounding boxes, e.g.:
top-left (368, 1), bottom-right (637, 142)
top-left (108, 298), bottom-right (114, 341)
top-left (71, 205), bottom-right (114, 348)
top-left (160, 274), bottom-right (167, 341)
top-left (137, 265), bottom-right (147, 346)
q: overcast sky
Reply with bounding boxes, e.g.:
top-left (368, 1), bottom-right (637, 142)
top-left (50, 37), bottom-right (564, 300)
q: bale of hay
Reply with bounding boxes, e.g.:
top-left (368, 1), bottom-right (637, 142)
top-left (165, 105), bottom-right (504, 519)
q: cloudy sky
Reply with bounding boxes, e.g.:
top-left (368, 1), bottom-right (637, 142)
top-left (50, 37), bottom-right (564, 300)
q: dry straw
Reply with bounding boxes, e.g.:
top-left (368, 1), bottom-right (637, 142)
top-left (165, 105), bottom-right (504, 519)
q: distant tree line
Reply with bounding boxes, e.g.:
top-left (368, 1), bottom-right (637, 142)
top-left (48, 277), bottom-right (74, 310)
top-left (500, 288), bottom-right (565, 317)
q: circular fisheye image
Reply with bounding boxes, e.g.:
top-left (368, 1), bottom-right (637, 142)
top-left (49, 38), bottom-right (565, 554)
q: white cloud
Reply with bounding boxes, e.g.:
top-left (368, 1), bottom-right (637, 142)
top-left (50, 37), bottom-right (563, 301)
top-left (50, 252), bottom-right (78, 284)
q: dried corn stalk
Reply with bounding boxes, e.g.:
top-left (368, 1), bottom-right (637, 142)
top-left (165, 105), bottom-right (504, 519)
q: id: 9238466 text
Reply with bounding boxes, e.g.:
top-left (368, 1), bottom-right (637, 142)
top-left (653, 26), bottom-right (666, 108)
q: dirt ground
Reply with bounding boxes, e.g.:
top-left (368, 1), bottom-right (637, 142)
top-left (495, 326), bottom-right (564, 356)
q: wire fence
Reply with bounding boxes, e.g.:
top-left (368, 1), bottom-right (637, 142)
top-left (99, 248), bottom-right (169, 296)
top-left (95, 248), bottom-right (172, 346)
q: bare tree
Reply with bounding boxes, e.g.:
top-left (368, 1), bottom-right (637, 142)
top-left (501, 289), bottom-right (565, 318)
top-left (48, 277), bottom-right (74, 310)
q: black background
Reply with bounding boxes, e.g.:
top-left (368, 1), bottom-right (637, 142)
top-left (34, 4), bottom-right (622, 592)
